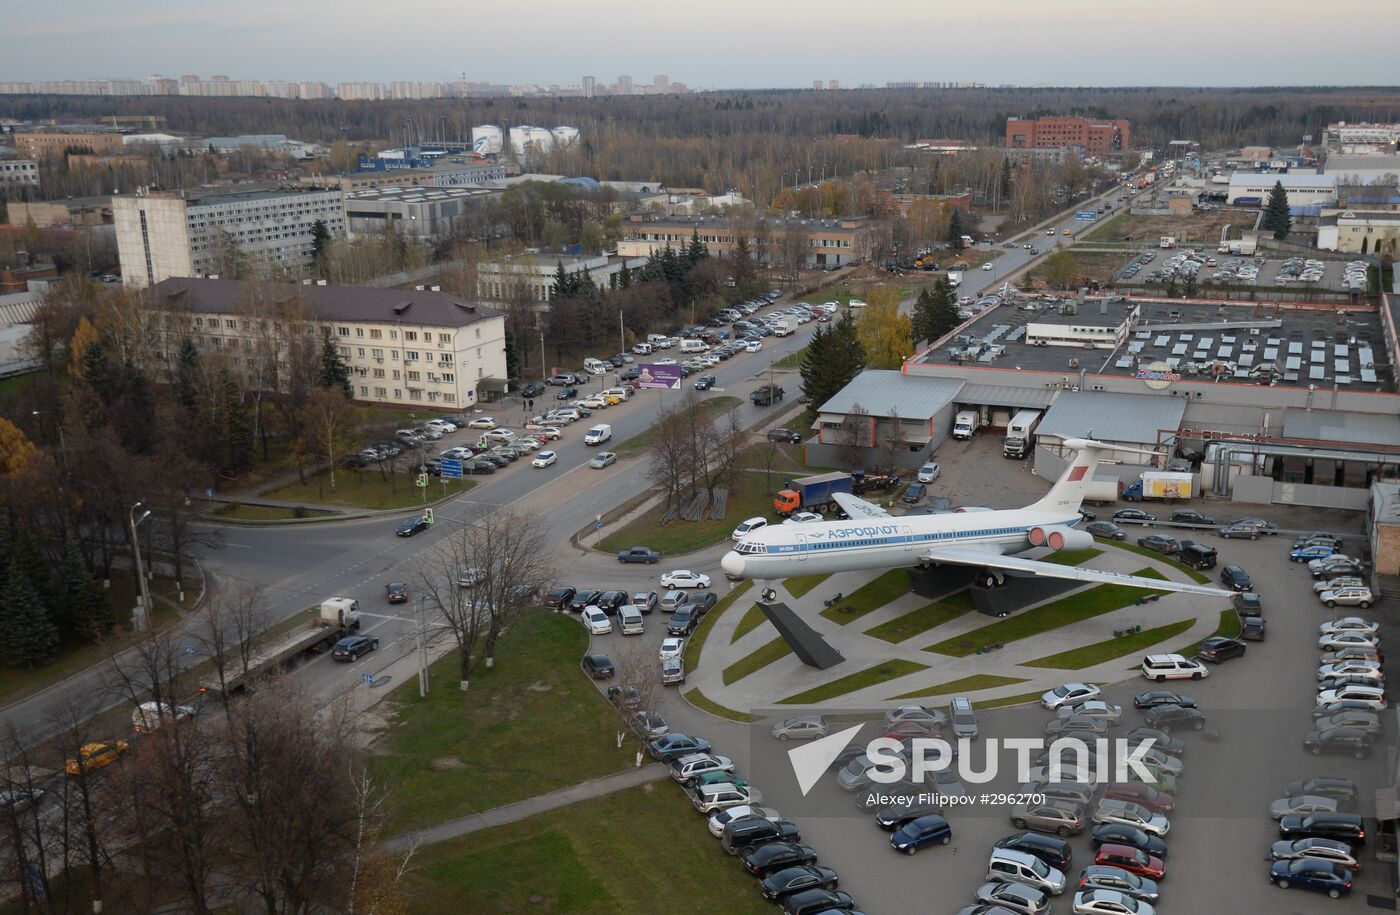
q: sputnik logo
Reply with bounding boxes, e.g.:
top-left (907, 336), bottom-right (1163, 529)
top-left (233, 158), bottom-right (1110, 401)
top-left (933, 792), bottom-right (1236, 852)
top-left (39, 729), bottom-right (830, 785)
top-left (786, 724), bottom-right (864, 797)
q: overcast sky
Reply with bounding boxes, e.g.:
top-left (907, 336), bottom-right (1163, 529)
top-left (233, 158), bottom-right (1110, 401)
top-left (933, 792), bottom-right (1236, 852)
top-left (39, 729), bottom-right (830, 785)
top-left (8, 0), bottom-right (1397, 88)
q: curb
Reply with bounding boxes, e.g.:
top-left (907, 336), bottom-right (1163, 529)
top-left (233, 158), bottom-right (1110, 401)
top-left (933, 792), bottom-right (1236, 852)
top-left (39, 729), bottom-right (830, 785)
top-left (197, 485), bottom-right (476, 527)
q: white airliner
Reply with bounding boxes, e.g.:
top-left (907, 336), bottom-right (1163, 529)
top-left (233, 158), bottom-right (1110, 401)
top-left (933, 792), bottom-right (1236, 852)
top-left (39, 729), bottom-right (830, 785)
top-left (720, 438), bottom-right (1233, 600)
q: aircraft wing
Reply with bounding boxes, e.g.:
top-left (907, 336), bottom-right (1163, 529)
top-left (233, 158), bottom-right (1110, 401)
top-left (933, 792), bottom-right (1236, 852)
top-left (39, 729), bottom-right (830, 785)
top-left (919, 545), bottom-right (1236, 598)
top-left (832, 492), bottom-right (891, 520)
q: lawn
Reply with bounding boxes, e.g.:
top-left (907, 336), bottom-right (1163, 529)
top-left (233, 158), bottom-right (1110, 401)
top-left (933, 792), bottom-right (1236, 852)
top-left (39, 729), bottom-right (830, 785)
top-left (404, 785), bottom-right (772, 915)
top-left (739, 441), bottom-right (807, 474)
top-left (1024, 618), bottom-right (1196, 670)
top-left (371, 608), bottom-right (633, 832)
top-left (596, 471), bottom-right (780, 556)
top-left (923, 567), bottom-right (1168, 657)
top-left (776, 659), bottom-right (928, 705)
top-left (1106, 541), bottom-right (1211, 584)
top-left (731, 604), bottom-right (770, 643)
top-left (888, 673), bottom-right (1027, 701)
top-left (775, 345), bottom-right (808, 369)
top-left (262, 469), bottom-right (474, 510)
top-left (614, 396), bottom-right (740, 455)
top-left (721, 637), bottom-right (794, 685)
top-left (818, 568), bottom-right (911, 624)
top-left (684, 687), bottom-right (756, 722)
top-left (981, 690), bottom-right (1052, 709)
top-left (864, 592), bottom-right (975, 644)
top-left (1041, 548), bottom-right (1102, 566)
top-left (1176, 609), bottom-right (1242, 657)
top-left (213, 503), bottom-right (335, 521)
top-left (687, 580), bottom-right (751, 663)
top-left (786, 574), bottom-right (830, 599)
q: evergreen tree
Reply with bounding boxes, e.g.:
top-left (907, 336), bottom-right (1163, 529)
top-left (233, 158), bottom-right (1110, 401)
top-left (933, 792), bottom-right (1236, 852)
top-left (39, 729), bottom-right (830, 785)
top-left (999, 158), bottom-right (1014, 204)
top-left (0, 559), bottom-right (59, 669)
top-left (309, 218), bottom-right (331, 266)
top-left (687, 228), bottom-right (708, 267)
top-left (80, 339), bottom-right (112, 397)
top-left (117, 358), bottom-right (156, 453)
top-left (947, 209), bottom-right (966, 250)
top-left (62, 538), bottom-right (112, 640)
top-left (1183, 273), bottom-right (1198, 298)
top-left (317, 333), bottom-right (353, 399)
top-left (616, 263), bottom-right (633, 289)
top-left (798, 321), bottom-right (832, 407)
top-left (732, 236), bottom-right (756, 290)
top-left (914, 277), bottom-right (960, 343)
top-left (504, 327), bottom-right (521, 380)
top-left (550, 260), bottom-right (570, 299)
top-left (801, 311), bottom-right (866, 411)
top-left (12, 533), bottom-right (59, 632)
top-left (1262, 181), bottom-right (1292, 239)
top-left (221, 371), bottom-right (256, 476)
top-left (175, 336), bottom-right (201, 414)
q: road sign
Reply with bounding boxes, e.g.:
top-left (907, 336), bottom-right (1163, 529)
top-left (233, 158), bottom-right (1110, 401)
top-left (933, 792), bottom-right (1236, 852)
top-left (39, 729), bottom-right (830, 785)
top-left (362, 673), bottom-right (373, 685)
top-left (440, 459), bottom-right (463, 478)
top-left (1075, 210), bottom-right (1098, 221)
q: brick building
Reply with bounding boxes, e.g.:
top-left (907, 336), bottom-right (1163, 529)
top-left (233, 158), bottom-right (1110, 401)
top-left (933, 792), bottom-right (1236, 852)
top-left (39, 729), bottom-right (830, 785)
top-left (15, 131), bottom-right (126, 159)
top-left (1005, 117), bottom-right (1131, 156)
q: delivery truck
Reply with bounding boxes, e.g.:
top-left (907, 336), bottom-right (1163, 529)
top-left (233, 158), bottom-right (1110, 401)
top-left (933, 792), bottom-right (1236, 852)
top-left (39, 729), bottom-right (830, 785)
top-left (1122, 471), bottom-right (1196, 502)
top-left (1083, 474), bottom-right (1125, 505)
top-left (773, 470), bottom-right (899, 515)
top-left (1002, 409), bottom-right (1042, 459)
top-left (952, 410), bottom-right (980, 440)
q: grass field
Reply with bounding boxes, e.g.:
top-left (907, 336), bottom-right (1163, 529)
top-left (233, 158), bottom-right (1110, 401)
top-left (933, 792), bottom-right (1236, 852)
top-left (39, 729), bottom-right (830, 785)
top-left (775, 346), bottom-right (808, 369)
top-left (687, 580), bottom-right (752, 665)
top-left (1107, 541), bottom-right (1212, 584)
top-left (404, 785), bottom-right (772, 915)
top-left (684, 688), bottom-right (756, 722)
top-left (1024, 618), bottom-right (1196, 670)
top-left (1041, 548), bottom-right (1102, 567)
top-left (596, 471), bottom-right (778, 556)
top-left (213, 503), bottom-right (336, 521)
top-left (263, 470), bottom-right (473, 510)
top-left (721, 637), bottom-right (794, 685)
top-left (614, 396), bottom-right (740, 455)
top-left (1176, 609), bottom-right (1242, 657)
top-left (923, 568), bottom-right (1169, 657)
top-left (982, 690), bottom-right (1052, 709)
top-left (731, 604), bottom-right (769, 643)
top-left (888, 673), bottom-right (1027, 701)
top-left (372, 608), bottom-right (632, 832)
top-left (777, 659), bottom-right (928, 705)
top-left (864, 592), bottom-right (976, 644)
top-left (818, 568), bottom-right (911, 624)
top-left (786, 574), bottom-right (830, 599)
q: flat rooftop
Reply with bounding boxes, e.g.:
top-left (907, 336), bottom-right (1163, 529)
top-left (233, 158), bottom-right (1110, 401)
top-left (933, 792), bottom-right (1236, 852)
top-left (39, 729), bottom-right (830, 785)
top-left (914, 295), bottom-right (1392, 392)
top-left (344, 185), bottom-right (499, 203)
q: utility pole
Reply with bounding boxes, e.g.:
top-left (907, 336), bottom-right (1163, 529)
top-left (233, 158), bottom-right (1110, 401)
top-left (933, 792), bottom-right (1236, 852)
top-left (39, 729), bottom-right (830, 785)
top-left (415, 597), bottom-right (429, 697)
top-left (618, 306), bottom-right (625, 358)
top-left (128, 502), bottom-right (152, 632)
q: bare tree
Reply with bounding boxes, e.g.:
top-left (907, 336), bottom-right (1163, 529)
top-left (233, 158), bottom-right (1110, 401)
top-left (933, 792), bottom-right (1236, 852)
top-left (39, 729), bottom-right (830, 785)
top-left (298, 387), bottom-right (362, 494)
top-left (606, 640), bottom-right (664, 762)
top-left (47, 688), bottom-right (120, 915)
top-left (838, 402), bottom-right (871, 469)
top-left (879, 407), bottom-right (904, 472)
top-left (0, 725), bottom-right (56, 914)
top-left (194, 581), bottom-right (269, 705)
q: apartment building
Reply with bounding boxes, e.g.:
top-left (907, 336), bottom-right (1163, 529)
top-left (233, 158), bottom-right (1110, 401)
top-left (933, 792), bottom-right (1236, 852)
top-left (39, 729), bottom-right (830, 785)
top-left (0, 159), bottom-right (39, 190)
top-left (477, 252), bottom-right (650, 303)
top-left (147, 277), bottom-right (507, 407)
top-left (113, 186), bottom-right (345, 288)
top-left (1005, 117), bottom-right (1131, 156)
top-left (617, 214), bottom-right (883, 267)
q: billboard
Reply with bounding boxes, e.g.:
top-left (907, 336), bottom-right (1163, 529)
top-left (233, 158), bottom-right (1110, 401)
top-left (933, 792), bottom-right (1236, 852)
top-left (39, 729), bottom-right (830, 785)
top-left (637, 364), bottom-right (683, 390)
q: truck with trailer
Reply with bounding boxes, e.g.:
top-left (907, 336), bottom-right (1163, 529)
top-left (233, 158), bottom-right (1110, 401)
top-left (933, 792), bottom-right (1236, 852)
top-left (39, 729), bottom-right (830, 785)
top-left (1002, 409), bottom-right (1043, 459)
top-left (952, 410), bottom-right (981, 440)
top-left (1122, 471), bottom-right (1196, 502)
top-left (772, 470), bottom-right (900, 516)
top-left (1083, 474), bottom-right (1124, 505)
top-left (199, 597), bottom-right (362, 698)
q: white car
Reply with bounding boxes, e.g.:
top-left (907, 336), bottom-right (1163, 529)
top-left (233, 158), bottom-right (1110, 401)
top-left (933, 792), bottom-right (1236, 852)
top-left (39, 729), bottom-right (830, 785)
top-left (1317, 660), bottom-right (1383, 682)
top-left (916, 462), bottom-right (941, 483)
top-left (582, 606), bottom-right (612, 635)
top-left (1140, 654), bottom-right (1209, 682)
top-left (784, 512), bottom-right (823, 524)
top-left (484, 428), bottom-right (516, 442)
top-left (1025, 764), bottom-right (1094, 785)
top-left (707, 805), bottom-right (781, 838)
top-left (1318, 630), bottom-right (1380, 651)
top-left (1314, 576), bottom-right (1363, 593)
top-left (426, 419), bottom-right (458, 433)
top-left (653, 358), bottom-right (677, 365)
top-left (536, 426), bottom-right (562, 441)
top-left (1320, 587), bottom-right (1375, 609)
top-left (732, 517), bottom-right (768, 541)
top-left (579, 395), bottom-right (608, 409)
top-left (1269, 795), bottom-right (1339, 820)
top-left (981, 262), bottom-right (994, 271)
top-left (440, 447), bottom-right (472, 459)
top-left (660, 570), bottom-right (711, 589)
top-left (1041, 683), bottom-right (1102, 710)
top-left (847, 298), bottom-right (867, 308)
top-left (742, 339), bottom-right (761, 352)
top-left (659, 637), bottom-right (685, 660)
top-left (1316, 685), bottom-right (1387, 708)
top-left (467, 417), bottom-right (498, 430)
top-left (1073, 889), bottom-right (1154, 915)
top-left (1320, 617), bottom-right (1379, 636)
top-left (1092, 799), bottom-right (1169, 836)
top-left (531, 450), bottom-right (558, 468)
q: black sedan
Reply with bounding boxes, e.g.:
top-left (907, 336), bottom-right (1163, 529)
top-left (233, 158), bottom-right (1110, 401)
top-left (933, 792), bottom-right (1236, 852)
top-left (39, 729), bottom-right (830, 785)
top-left (1197, 636), bottom-right (1246, 663)
top-left (581, 654), bottom-right (615, 679)
top-left (556, 386), bottom-right (578, 400)
top-left (901, 483), bottom-right (927, 504)
top-left (1133, 691), bottom-right (1196, 710)
top-left (779, 888), bottom-right (854, 915)
top-left (1123, 727), bottom-right (1185, 757)
top-left (759, 865), bottom-right (840, 901)
top-left (741, 842), bottom-right (818, 877)
top-left (1169, 509), bottom-right (1216, 527)
top-left (395, 516), bottom-right (429, 537)
top-left (693, 374), bottom-right (716, 391)
top-left (1137, 534), bottom-right (1180, 555)
top-left (1090, 824), bottom-right (1168, 859)
top-left (385, 581), bottom-right (408, 603)
top-left (520, 381), bottom-right (546, 398)
top-left (332, 635), bottom-right (378, 662)
top-left (568, 589), bottom-right (604, 613)
top-left (1113, 508), bottom-right (1156, 524)
top-left (1304, 727), bottom-right (1374, 759)
top-left (1143, 704), bottom-right (1206, 733)
top-left (1220, 565), bottom-right (1252, 591)
top-left (1085, 521), bottom-right (1127, 540)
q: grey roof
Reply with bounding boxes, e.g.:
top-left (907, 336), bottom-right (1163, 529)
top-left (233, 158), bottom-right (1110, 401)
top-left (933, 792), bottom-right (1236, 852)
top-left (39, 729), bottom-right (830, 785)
top-left (1180, 402), bottom-right (1266, 435)
top-left (1038, 391), bottom-right (1186, 445)
top-left (150, 277), bottom-right (501, 329)
top-left (1283, 408), bottom-right (1400, 448)
top-left (1374, 483), bottom-right (1400, 526)
top-left (957, 383), bottom-right (1054, 409)
top-left (0, 290), bottom-right (42, 325)
top-left (817, 370), bottom-right (962, 420)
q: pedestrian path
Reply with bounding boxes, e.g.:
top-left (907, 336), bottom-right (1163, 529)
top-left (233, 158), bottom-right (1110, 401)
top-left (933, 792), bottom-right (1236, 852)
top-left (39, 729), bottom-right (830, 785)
top-left (381, 763), bottom-right (670, 851)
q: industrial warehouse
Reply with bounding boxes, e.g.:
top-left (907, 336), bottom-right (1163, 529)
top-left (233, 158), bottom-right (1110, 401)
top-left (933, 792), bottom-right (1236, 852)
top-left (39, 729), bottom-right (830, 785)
top-left (809, 290), bottom-right (1400, 513)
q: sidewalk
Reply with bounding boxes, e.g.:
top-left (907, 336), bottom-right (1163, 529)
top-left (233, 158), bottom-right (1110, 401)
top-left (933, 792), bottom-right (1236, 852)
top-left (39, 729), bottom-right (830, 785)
top-left (381, 763), bottom-right (669, 852)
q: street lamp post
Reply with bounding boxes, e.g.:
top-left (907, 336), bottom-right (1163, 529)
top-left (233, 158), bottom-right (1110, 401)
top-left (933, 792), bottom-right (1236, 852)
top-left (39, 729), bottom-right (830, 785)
top-left (128, 501), bottom-right (153, 633)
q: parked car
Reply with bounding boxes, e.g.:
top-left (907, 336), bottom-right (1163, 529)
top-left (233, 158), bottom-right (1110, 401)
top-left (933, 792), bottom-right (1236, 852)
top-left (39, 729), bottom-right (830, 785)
top-left (1270, 837), bottom-right (1360, 870)
top-left (1168, 509), bottom-right (1215, 527)
top-left (581, 654), bottom-right (615, 679)
top-left (1085, 522), bottom-right (1126, 540)
top-left (1219, 565), bottom-right (1252, 591)
top-left (1140, 654), bottom-right (1209, 681)
top-left (1277, 812), bottom-right (1367, 845)
top-left (1112, 509), bottom-right (1155, 524)
top-left (1136, 535), bottom-right (1180, 555)
top-left (1142, 704), bottom-right (1205, 733)
top-left (902, 483), bottom-right (927, 504)
top-left (1270, 795), bottom-right (1340, 819)
top-left (660, 569), bottom-right (711, 589)
top-left (1303, 727), bottom-right (1375, 759)
top-left (741, 842), bottom-right (819, 877)
top-left (1042, 683), bottom-right (1102, 710)
top-left (1196, 637), bottom-right (1246, 663)
top-left (890, 814), bottom-right (953, 854)
top-left (1011, 800), bottom-right (1085, 837)
top-left (617, 546), bottom-right (662, 564)
top-left (1076, 865), bottom-right (1159, 904)
top-left (1320, 587), bottom-right (1375, 609)
top-left (994, 833), bottom-right (1072, 873)
top-left (1268, 858), bottom-right (1353, 898)
top-left (1133, 690), bottom-right (1195, 710)
top-left (772, 715), bottom-right (829, 741)
top-left (1093, 844), bottom-right (1164, 880)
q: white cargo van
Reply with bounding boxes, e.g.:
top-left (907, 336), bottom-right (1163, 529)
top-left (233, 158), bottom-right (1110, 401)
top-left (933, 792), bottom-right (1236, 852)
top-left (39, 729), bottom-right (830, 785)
top-left (619, 605), bottom-right (644, 635)
top-left (583, 358), bottom-right (610, 375)
top-left (952, 410), bottom-right (981, 440)
top-left (679, 338), bottom-right (707, 353)
top-left (602, 386), bottom-right (632, 401)
top-left (132, 701), bottom-right (197, 735)
top-left (632, 342), bottom-right (653, 355)
top-left (584, 424), bottom-right (613, 445)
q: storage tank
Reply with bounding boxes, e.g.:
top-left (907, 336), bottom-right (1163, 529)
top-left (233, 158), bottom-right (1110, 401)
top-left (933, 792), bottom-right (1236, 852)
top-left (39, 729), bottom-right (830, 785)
top-left (551, 126), bottom-right (580, 148)
top-left (509, 126), bottom-right (554, 155)
top-left (471, 124), bottom-right (503, 156)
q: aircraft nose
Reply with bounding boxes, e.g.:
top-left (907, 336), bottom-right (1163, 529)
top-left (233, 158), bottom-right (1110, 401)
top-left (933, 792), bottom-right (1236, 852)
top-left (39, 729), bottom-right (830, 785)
top-left (720, 550), bottom-right (745, 579)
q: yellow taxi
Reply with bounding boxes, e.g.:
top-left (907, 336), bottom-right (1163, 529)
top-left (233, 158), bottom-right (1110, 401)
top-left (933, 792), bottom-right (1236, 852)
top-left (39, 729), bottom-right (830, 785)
top-left (1062, 228), bottom-right (1072, 235)
top-left (64, 740), bottom-right (130, 777)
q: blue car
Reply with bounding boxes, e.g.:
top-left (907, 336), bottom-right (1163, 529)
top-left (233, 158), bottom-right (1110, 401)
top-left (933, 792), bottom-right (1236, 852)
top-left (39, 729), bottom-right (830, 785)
top-left (1291, 545), bottom-right (1337, 562)
top-left (889, 814), bottom-right (951, 854)
top-left (1269, 858), bottom-right (1352, 898)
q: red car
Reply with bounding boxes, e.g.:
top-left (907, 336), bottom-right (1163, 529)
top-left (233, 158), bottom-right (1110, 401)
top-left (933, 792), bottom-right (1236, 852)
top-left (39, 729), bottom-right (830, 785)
top-left (1103, 782), bottom-right (1175, 816)
top-left (882, 719), bottom-right (942, 741)
top-left (1096, 843), bottom-right (1165, 880)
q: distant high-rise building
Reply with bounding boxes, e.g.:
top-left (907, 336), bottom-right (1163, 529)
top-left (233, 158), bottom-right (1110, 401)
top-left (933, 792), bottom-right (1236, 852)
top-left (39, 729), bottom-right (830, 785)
top-left (654, 74), bottom-right (669, 93)
top-left (582, 75), bottom-right (595, 98)
top-left (617, 74), bottom-right (633, 95)
top-left (1005, 115), bottom-right (1131, 155)
top-left (813, 80), bottom-right (823, 90)
top-left (827, 80), bottom-right (839, 91)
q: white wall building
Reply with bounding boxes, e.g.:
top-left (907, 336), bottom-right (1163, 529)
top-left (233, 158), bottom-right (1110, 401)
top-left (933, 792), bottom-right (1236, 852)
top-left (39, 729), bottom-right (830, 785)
top-left (1226, 172), bottom-right (1337, 207)
top-left (148, 277), bottom-right (508, 407)
top-left (113, 186), bottom-right (345, 288)
top-left (477, 252), bottom-right (650, 303)
top-left (0, 159), bottom-right (38, 190)
top-left (1323, 155), bottom-right (1400, 185)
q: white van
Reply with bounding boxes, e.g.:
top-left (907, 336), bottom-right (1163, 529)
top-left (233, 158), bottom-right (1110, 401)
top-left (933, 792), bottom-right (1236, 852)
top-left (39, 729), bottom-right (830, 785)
top-left (132, 701), bottom-right (197, 735)
top-left (602, 386), bottom-right (632, 402)
top-left (583, 358), bottom-right (610, 375)
top-left (679, 338), bottom-right (707, 353)
top-left (584, 424), bottom-right (613, 445)
top-left (632, 342), bottom-right (653, 355)
top-left (619, 605), bottom-right (645, 635)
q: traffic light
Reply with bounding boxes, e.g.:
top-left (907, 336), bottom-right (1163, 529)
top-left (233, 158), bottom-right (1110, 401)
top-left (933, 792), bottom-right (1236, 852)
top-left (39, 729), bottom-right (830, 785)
top-left (416, 473), bottom-right (428, 488)
top-left (424, 508), bottom-right (435, 525)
